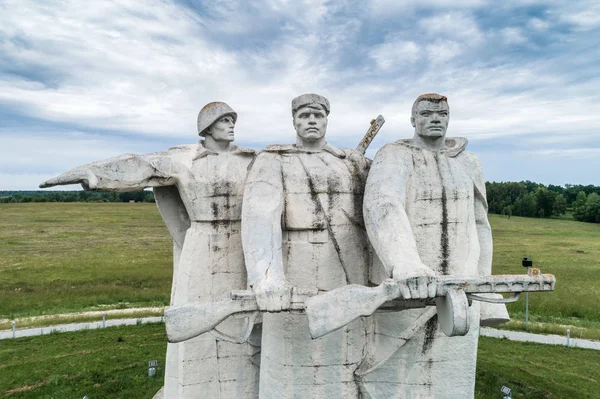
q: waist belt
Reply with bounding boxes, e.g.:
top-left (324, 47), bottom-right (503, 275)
top-left (284, 229), bottom-right (329, 243)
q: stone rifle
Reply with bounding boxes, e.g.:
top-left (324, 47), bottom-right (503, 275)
top-left (165, 272), bottom-right (555, 343)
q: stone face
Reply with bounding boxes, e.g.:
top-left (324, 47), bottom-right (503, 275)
top-left (40, 104), bottom-right (260, 399)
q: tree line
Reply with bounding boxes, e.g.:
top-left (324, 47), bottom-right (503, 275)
top-left (0, 190), bottom-right (155, 204)
top-left (2, 181), bottom-right (600, 223)
top-left (486, 181), bottom-right (600, 223)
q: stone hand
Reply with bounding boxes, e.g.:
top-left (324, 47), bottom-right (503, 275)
top-left (39, 168), bottom-right (98, 190)
top-left (252, 279), bottom-right (293, 312)
top-left (393, 265), bottom-right (437, 300)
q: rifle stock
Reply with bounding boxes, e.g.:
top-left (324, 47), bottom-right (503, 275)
top-left (165, 289), bottom-right (314, 343)
top-left (165, 298), bottom-right (258, 343)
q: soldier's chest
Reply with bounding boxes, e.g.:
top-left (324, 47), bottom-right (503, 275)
top-left (280, 153), bottom-right (356, 194)
top-left (408, 151), bottom-right (473, 208)
top-left (182, 154), bottom-right (251, 196)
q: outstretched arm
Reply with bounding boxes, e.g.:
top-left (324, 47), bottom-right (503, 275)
top-left (241, 152), bottom-right (290, 311)
top-left (40, 152), bottom-right (176, 192)
top-left (364, 144), bottom-right (435, 280)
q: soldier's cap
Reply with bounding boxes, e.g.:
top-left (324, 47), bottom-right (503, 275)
top-left (197, 102), bottom-right (237, 136)
top-left (291, 93), bottom-right (330, 116)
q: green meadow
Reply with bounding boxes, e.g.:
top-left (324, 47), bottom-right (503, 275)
top-left (1, 203), bottom-right (599, 397)
top-left (0, 203), bottom-right (172, 321)
top-left (490, 214), bottom-right (600, 339)
top-left (0, 324), bottom-right (166, 398)
top-left (1, 324), bottom-right (599, 398)
top-left (2, 203), bottom-right (599, 336)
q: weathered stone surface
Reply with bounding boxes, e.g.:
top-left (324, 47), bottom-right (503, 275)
top-left (360, 93), bottom-right (508, 398)
top-left (40, 94), bottom-right (522, 399)
top-left (40, 102), bottom-right (259, 399)
top-left (241, 94), bottom-right (372, 398)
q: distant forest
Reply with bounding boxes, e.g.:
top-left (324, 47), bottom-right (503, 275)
top-left (0, 190), bottom-right (155, 204)
top-left (485, 181), bottom-right (600, 223)
top-left (2, 181), bottom-right (600, 223)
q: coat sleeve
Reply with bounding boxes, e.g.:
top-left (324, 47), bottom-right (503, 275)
top-left (241, 152), bottom-right (286, 287)
top-left (461, 152), bottom-right (510, 324)
top-left (461, 151), bottom-right (492, 276)
top-left (43, 151), bottom-right (178, 192)
top-left (363, 144), bottom-right (424, 278)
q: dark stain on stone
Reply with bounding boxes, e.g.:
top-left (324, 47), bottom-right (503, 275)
top-left (211, 202), bottom-right (219, 228)
top-left (298, 155), bottom-right (351, 284)
top-left (422, 314), bottom-right (438, 354)
top-left (440, 187), bottom-right (449, 275)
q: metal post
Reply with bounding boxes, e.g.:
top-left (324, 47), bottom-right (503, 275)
top-left (567, 329), bottom-right (571, 348)
top-left (12, 321), bottom-right (16, 339)
top-left (102, 312), bottom-right (106, 328)
top-left (525, 291), bottom-right (529, 331)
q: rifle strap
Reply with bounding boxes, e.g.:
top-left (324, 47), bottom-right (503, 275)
top-left (355, 307), bottom-right (437, 377)
top-left (297, 155), bottom-right (354, 285)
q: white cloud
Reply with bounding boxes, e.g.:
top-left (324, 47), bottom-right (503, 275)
top-left (418, 12), bottom-right (483, 46)
top-left (426, 40), bottom-right (463, 64)
top-left (369, 0), bottom-right (487, 16)
top-left (527, 17), bottom-right (549, 31)
top-left (521, 148), bottom-right (600, 159)
top-left (369, 38), bottom-right (421, 70)
top-left (501, 27), bottom-right (527, 45)
top-left (561, 8), bottom-right (600, 31)
top-left (1, 0), bottom-right (599, 188)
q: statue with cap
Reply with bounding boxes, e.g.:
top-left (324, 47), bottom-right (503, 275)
top-left (40, 102), bottom-right (260, 399)
top-left (241, 93), bottom-right (373, 398)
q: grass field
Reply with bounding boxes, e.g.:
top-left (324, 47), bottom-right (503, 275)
top-left (0, 323), bottom-right (165, 398)
top-left (490, 214), bottom-right (600, 339)
top-left (1, 203), bottom-right (599, 337)
top-left (476, 336), bottom-right (600, 399)
top-left (0, 203), bottom-right (172, 319)
top-left (1, 324), bottom-right (599, 398)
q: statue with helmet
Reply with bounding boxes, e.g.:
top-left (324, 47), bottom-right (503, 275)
top-left (40, 101), bottom-right (260, 398)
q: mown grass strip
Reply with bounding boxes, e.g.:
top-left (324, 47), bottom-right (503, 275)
top-left (476, 336), bottom-right (600, 398)
top-left (1, 324), bottom-right (599, 398)
top-left (0, 323), bottom-right (166, 398)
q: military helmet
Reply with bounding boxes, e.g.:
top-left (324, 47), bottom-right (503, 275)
top-left (197, 102), bottom-right (237, 136)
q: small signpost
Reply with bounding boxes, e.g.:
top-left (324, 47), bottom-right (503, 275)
top-left (501, 385), bottom-right (512, 399)
top-left (148, 360), bottom-right (158, 377)
top-left (522, 257), bottom-right (533, 330)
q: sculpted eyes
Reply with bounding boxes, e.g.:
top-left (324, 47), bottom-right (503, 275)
top-left (420, 111), bottom-right (448, 117)
top-left (299, 111), bottom-right (325, 119)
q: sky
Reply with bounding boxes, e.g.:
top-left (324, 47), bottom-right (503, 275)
top-left (1, 0), bottom-right (599, 190)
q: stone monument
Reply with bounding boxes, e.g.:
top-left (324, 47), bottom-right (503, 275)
top-left (41, 102), bottom-right (260, 399)
top-left (42, 94), bottom-right (556, 399)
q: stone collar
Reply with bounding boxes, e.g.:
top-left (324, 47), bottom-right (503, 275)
top-left (393, 137), bottom-right (468, 158)
top-left (263, 142), bottom-right (346, 158)
top-left (193, 141), bottom-right (256, 160)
